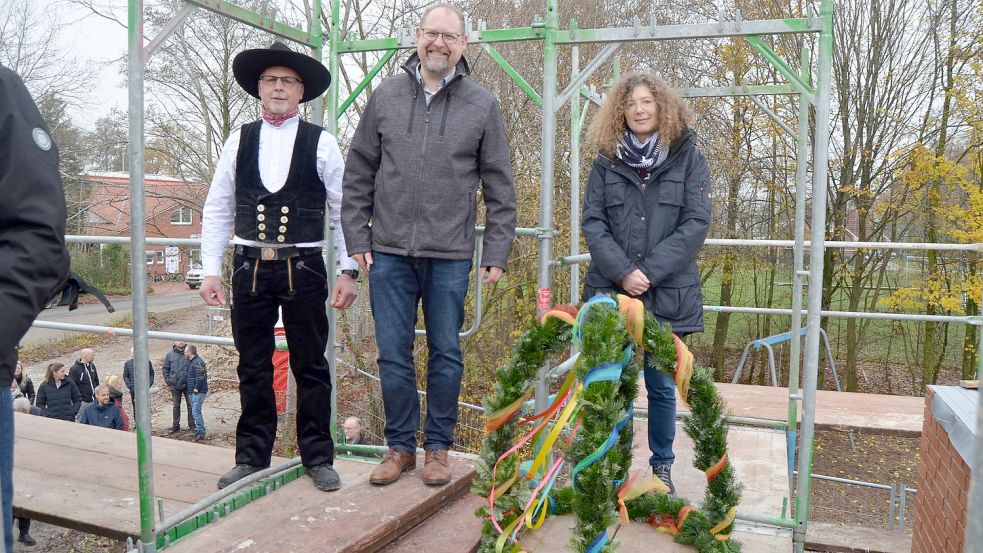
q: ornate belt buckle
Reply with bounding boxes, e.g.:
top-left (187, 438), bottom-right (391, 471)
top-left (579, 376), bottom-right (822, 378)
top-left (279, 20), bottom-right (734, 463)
top-left (261, 247), bottom-right (276, 261)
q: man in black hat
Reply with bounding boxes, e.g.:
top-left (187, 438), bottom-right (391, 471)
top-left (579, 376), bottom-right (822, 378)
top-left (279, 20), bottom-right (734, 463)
top-left (199, 42), bottom-right (358, 492)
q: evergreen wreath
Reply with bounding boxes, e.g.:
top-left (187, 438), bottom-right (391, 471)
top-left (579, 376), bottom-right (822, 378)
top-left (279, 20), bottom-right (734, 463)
top-left (472, 295), bottom-right (743, 553)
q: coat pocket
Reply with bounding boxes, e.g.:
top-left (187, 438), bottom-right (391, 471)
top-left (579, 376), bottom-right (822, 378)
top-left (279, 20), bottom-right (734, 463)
top-left (652, 282), bottom-right (703, 327)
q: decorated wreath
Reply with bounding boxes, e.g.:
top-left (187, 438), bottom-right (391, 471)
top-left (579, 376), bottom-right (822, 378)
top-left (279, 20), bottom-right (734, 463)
top-left (472, 294), bottom-right (742, 553)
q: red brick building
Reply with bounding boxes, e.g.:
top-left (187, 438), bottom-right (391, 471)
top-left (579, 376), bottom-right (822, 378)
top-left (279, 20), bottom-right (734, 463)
top-left (81, 172), bottom-right (208, 280)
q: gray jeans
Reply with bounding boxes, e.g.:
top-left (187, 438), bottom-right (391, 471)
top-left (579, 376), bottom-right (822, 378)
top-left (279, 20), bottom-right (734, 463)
top-left (170, 387), bottom-right (195, 430)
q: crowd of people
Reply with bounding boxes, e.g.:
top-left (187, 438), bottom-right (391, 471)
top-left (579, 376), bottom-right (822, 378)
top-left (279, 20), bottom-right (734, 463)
top-left (11, 344), bottom-right (210, 438)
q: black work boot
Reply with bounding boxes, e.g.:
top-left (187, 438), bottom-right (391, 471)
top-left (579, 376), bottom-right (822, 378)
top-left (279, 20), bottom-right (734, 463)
top-left (18, 533), bottom-right (37, 546)
top-left (217, 464), bottom-right (265, 489)
top-left (307, 463), bottom-right (342, 492)
top-left (652, 464), bottom-right (676, 497)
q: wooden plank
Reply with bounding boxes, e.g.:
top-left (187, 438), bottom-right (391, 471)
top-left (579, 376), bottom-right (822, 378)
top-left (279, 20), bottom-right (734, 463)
top-left (14, 439), bottom-right (225, 504)
top-left (12, 466), bottom-right (192, 541)
top-left (635, 382), bottom-right (925, 435)
top-left (166, 454), bottom-right (477, 553)
top-left (380, 493), bottom-right (484, 553)
top-left (13, 413), bottom-right (287, 474)
top-left (960, 380), bottom-right (979, 389)
top-left (11, 413), bottom-right (288, 540)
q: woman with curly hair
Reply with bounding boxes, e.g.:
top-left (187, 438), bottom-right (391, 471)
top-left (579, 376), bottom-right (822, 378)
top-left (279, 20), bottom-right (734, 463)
top-left (581, 71), bottom-right (712, 495)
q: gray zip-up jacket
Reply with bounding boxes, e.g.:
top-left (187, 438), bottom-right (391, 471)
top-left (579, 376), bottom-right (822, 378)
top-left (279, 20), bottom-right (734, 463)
top-left (342, 54), bottom-right (517, 269)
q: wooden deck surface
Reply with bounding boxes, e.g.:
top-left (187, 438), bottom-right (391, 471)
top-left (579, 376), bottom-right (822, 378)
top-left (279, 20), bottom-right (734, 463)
top-left (11, 412), bottom-right (286, 541)
top-left (635, 381), bottom-right (925, 435)
top-left (166, 452), bottom-right (475, 553)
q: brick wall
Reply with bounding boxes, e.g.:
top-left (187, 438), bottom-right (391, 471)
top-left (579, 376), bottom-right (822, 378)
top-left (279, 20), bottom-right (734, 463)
top-left (911, 387), bottom-right (970, 552)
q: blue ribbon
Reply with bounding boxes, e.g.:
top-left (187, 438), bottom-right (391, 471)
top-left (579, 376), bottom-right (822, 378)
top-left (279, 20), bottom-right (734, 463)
top-left (571, 409), bottom-right (634, 490)
top-left (574, 294), bottom-right (618, 349)
top-left (586, 530), bottom-right (609, 553)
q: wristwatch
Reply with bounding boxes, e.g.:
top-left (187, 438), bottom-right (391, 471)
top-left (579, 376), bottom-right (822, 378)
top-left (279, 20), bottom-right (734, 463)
top-left (341, 269), bottom-right (360, 281)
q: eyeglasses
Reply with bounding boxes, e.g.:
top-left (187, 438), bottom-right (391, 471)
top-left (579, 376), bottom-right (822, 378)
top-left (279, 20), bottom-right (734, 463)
top-left (420, 28), bottom-right (462, 44)
top-left (259, 75), bottom-right (303, 87)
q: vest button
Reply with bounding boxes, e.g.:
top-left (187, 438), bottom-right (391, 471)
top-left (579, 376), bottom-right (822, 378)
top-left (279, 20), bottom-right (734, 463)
top-left (257, 204), bottom-right (266, 212)
top-left (280, 216), bottom-right (288, 223)
top-left (278, 225), bottom-right (286, 233)
top-left (258, 232), bottom-right (267, 240)
top-left (258, 223), bottom-right (266, 231)
top-left (276, 235), bottom-right (286, 243)
top-left (281, 206), bottom-right (290, 214)
top-left (257, 214), bottom-right (266, 221)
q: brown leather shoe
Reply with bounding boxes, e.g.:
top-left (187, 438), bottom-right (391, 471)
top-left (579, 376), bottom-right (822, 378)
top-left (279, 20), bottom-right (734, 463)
top-left (423, 448), bottom-right (452, 486)
top-left (369, 449), bottom-right (416, 485)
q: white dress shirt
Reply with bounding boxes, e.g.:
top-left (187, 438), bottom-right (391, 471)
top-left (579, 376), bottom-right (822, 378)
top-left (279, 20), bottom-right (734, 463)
top-left (201, 115), bottom-right (357, 276)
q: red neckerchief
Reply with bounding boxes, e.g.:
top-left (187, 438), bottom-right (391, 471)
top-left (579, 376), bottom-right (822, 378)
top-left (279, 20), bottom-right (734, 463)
top-left (262, 107), bottom-right (299, 127)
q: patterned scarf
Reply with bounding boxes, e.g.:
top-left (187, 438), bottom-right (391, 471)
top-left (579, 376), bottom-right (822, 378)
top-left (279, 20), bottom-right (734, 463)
top-left (616, 131), bottom-right (664, 170)
top-left (262, 107), bottom-right (300, 127)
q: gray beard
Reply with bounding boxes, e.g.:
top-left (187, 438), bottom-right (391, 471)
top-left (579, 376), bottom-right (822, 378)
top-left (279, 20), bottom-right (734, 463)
top-left (423, 55), bottom-right (450, 75)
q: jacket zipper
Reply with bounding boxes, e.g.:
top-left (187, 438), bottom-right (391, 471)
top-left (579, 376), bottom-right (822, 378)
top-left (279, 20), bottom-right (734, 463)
top-left (409, 104), bottom-right (432, 256)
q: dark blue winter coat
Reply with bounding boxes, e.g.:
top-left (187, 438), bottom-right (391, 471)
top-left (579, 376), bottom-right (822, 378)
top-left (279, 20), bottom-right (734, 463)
top-left (186, 355), bottom-right (208, 395)
top-left (581, 129), bottom-right (711, 334)
top-left (78, 401), bottom-right (124, 430)
top-left (162, 346), bottom-right (189, 390)
top-left (123, 358), bottom-right (155, 396)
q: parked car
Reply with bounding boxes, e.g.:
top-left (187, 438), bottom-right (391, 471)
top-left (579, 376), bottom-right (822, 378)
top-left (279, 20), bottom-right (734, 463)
top-left (185, 267), bottom-right (205, 289)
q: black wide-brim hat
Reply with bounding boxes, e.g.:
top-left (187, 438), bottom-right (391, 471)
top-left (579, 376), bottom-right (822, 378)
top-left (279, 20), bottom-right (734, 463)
top-left (233, 41), bottom-right (331, 103)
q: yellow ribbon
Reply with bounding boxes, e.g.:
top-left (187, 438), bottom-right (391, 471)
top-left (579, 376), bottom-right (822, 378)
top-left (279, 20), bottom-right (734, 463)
top-left (617, 472), bottom-right (670, 524)
top-left (708, 506), bottom-right (738, 536)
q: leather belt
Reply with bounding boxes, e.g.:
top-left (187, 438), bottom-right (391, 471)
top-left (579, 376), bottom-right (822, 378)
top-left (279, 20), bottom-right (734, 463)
top-left (234, 245), bottom-right (322, 261)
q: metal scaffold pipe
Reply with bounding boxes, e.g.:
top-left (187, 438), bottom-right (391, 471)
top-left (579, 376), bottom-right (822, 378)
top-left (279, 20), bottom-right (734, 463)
top-left (127, 0), bottom-right (156, 550)
top-left (793, 1), bottom-right (834, 550)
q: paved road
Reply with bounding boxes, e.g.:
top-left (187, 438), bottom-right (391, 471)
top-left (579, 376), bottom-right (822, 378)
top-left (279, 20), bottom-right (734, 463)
top-left (22, 287), bottom-right (203, 346)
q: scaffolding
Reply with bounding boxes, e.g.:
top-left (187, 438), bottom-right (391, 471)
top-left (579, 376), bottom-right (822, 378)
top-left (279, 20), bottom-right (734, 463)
top-left (9, 1), bottom-right (979, 552)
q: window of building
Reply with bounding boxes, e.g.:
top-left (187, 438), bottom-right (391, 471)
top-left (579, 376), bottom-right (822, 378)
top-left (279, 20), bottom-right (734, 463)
top-left (170, 206), bottom-right (193, 225)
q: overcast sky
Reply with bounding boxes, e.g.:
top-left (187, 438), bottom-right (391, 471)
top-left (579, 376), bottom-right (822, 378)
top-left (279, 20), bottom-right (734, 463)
top-left (47, 0), bottom-right (131, 130)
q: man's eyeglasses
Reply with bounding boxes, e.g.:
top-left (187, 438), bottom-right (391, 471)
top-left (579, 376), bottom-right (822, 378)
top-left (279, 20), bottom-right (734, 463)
top-left (259, 75), bottom-right (303, 87)
top-left (420, 28), bottom-right (462, 44)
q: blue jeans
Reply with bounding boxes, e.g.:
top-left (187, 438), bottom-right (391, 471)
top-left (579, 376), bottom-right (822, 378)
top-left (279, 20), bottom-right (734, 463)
top-left (644, 352), bottom-right (676, 467)
top-left (190, 392), bottom-right (206, 437)
top-left (369, 252), bottom-right (472, 453)
top-left (2, 387), bottom-right (14, 552)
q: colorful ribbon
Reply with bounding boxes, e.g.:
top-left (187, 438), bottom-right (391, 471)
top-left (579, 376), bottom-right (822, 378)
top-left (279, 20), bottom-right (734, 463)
top-left (673, 333), bottom-right (694, 403)
top-left (705, 452), bottom-right (728, 481)
top-left (617, 471), bottom-right (670, 524)
top-left (586, 530), bottom-right (609, 553)
top-left (571, 409), bottom-right (633, 490)
top-left (486, 386), bottom-right (535, 432)
top-left (616, 294), bottom-right (645, 345)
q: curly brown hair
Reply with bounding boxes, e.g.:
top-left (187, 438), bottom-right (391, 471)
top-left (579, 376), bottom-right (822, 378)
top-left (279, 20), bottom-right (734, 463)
top-left (586, 71), bottom-right (693, 157)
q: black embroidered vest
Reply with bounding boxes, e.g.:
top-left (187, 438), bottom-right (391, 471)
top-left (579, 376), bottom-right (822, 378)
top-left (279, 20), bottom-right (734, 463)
top-left (234, 119), bottom-right (326, 244)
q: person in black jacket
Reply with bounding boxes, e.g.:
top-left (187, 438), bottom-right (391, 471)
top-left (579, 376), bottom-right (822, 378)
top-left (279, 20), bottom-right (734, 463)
top-left (161, 341), bottom-right (194, 434)
top-left (0, 62), bottom-right (71, 552)
top-left (13, 362), bottom-right (35, 404)
top-left (34, 363), bottom-right (81, 422)
top-left (123, 346), bottom-right (154, 411)
top-left (581, 71), bottom-right (712, 497)
top-left (68, 348), bottom-right (99, 420)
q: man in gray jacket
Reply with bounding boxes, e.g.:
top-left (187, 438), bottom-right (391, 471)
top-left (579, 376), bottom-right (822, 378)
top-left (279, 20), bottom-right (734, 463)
top-left (342, 2), bottom-right (516, 487)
